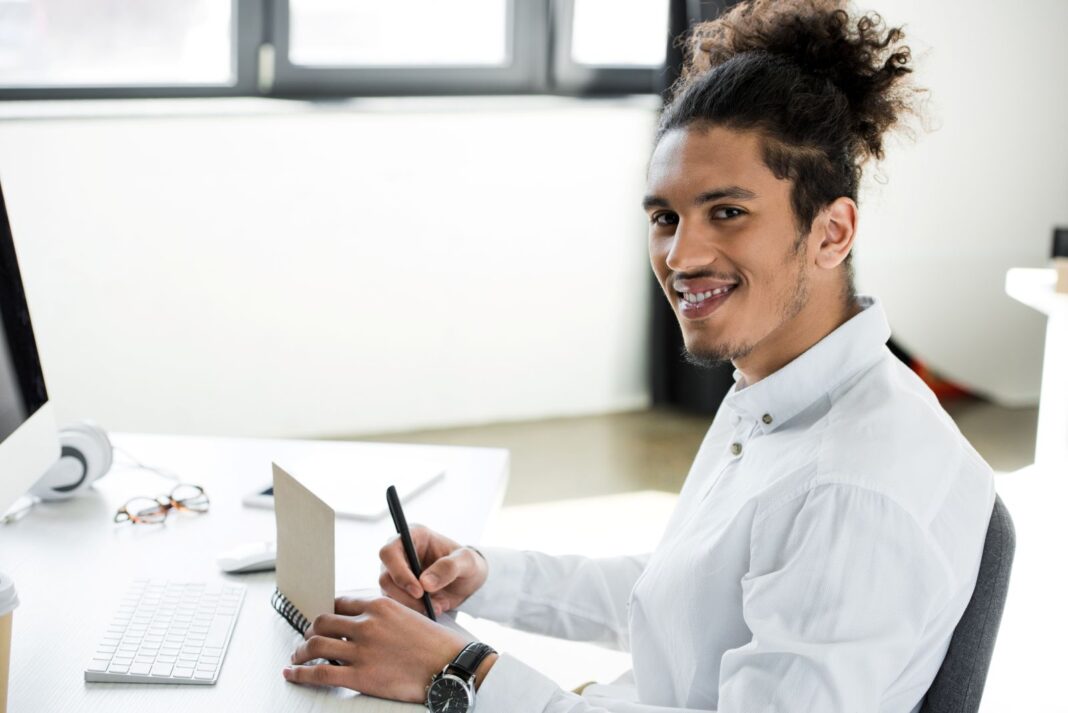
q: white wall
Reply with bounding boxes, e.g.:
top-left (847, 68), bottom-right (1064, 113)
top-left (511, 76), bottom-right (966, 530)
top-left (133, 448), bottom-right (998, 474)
top-left (857, 0), bottom-right (1068, 405)
top-left (2, 0), bottom-right (1064, 439)
top-left (0, 96), bottom-right (659, 437)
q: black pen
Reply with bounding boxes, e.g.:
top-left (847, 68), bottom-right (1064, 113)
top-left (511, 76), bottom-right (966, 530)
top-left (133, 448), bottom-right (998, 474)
top-left (386, 484), bottom-right (437, 621)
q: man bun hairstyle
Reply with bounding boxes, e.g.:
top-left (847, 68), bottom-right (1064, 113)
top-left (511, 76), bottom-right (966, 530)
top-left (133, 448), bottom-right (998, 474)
top-left (659, 0), bottom-right (921, 300)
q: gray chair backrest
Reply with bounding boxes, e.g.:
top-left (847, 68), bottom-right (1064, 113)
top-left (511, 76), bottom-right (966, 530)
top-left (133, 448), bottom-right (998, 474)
top-left (920, 494), bottom-right (1015, 713)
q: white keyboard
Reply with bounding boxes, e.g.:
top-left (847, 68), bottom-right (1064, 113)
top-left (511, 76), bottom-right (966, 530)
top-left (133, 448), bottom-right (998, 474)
top-left (84, 579), bottom-right (245, 685)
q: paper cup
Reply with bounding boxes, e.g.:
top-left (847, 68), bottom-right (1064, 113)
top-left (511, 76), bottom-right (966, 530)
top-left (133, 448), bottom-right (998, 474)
top-left (0, 572), bottom-right (18, 713)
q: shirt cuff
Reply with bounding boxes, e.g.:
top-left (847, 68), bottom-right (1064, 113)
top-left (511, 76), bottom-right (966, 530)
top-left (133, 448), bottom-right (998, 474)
top-left (457, 546), bottom-right (526, 622)
top-left (475, 652), bottom-right (561, 713)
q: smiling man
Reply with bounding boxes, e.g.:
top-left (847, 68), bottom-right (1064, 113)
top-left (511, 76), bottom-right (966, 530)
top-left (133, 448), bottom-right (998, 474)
top-left (644, 126), bottom-right (861, 384)
top-left (284, 2), bottom-right (998, 712)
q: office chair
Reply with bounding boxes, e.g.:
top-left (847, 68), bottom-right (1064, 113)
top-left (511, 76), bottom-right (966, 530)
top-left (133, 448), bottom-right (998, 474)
top-left (920, 495), bottom-right (1015, 713)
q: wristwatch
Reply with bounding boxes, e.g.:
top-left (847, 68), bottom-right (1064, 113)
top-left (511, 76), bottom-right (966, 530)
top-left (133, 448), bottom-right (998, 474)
top-left (425, 641), bottom-right (497, 713)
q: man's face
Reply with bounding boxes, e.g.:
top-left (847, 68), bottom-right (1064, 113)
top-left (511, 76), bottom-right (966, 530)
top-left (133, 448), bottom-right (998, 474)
top-left (644, 125), bottom-right (811, 368)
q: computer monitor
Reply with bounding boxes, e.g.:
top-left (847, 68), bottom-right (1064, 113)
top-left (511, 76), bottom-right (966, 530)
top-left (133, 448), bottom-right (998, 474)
top-left (0, 180), bottom-right (59, 513)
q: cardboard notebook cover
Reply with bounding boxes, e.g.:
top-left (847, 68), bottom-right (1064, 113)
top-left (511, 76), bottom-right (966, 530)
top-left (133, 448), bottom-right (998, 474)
top-left (271, 461), bottom-right (474, 642)
top-left (272, 462), bottom-right (335, 631)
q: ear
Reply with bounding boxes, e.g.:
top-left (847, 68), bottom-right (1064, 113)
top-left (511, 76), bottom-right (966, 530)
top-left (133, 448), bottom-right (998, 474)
top-left (812, 197), bottom-right (858, 270)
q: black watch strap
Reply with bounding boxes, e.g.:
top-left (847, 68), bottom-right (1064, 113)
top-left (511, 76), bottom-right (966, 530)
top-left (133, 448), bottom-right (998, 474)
top-left (446, 642), bottom-right (496, 679)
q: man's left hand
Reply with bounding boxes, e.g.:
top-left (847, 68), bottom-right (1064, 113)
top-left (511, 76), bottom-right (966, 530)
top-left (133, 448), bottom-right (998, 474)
top-left (283, 594), bottom-right (471, 702)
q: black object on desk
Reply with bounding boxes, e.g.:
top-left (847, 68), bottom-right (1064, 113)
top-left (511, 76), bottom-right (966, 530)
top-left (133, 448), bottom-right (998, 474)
top-left (1053, 226), bottom-right (1068, 258)
top-left (386, 484), bottom-right (437, 621)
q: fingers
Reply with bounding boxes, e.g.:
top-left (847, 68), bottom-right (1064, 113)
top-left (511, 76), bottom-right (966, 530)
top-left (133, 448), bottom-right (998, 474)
top-left (291, 635), bottom-right (355, 666)
top-left (378, 570), bottom-right (427, 613)
top-left (378, 572), bottom-right (458, 616)
top-left (419, 547), bottom-right (476, 594)
top-left (306, 612), bottom-right (361, 640)
top-left (283, 662), bottom-right (351, 688)
top-left (378, 533), bottom-right (425, 599)
top-left (335, 595), bottom-right (389, 617)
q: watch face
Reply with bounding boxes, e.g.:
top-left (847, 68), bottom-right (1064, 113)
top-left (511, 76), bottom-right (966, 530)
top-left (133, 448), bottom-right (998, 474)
top-left (427, 674), bottom-right (473, 713)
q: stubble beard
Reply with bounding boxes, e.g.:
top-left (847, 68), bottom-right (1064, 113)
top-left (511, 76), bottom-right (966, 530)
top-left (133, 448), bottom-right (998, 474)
top-left (680, 240), bottom-right (809, 369)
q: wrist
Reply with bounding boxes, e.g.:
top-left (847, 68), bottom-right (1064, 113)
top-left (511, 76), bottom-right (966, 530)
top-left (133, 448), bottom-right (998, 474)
top-left (473, 652), bottom-right (498, 691)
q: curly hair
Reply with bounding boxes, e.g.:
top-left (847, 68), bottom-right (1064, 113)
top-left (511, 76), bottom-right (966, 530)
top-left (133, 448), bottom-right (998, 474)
top-left (658, 0), bottom-right (921, 300)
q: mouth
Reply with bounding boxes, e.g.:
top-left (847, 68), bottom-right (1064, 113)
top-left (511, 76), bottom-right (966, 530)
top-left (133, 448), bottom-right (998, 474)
top-left (675, 283), bottom-right (738, 319)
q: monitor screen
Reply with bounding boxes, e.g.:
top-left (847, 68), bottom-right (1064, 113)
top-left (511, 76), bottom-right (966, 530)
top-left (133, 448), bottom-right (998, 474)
top-left (0, 183), bottom-right (48, 444)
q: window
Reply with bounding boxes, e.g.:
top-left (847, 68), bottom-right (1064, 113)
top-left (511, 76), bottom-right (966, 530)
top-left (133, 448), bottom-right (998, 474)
top-left (552, 0), bottom-right (671, 95)
top-left (268, 0), bottom-right (547, 97)
top-left (0, 0), bottom-right (234, 86)
top-left (0, 0), bottom-right (674, 100)
top-left (288, 0), bottom-right (510, 68)
top-left (570, 0), bottom-right (669, 68)
top-left (0, 0), bottom-right (262, 99)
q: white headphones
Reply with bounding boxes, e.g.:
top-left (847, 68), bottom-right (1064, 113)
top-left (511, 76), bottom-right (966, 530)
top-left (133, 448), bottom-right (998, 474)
top-left (30, 421), bottom-right (113, 501)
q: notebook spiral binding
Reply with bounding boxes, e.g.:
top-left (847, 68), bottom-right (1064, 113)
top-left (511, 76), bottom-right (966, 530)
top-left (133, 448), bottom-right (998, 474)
top-left (271, 587), bottom-right (342, 666)
top-left (271, 587), bottom-right (311, 636)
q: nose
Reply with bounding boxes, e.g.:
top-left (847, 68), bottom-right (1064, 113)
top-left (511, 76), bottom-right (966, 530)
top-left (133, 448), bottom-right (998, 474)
top-left (665, 217), bottom-right (715, 274)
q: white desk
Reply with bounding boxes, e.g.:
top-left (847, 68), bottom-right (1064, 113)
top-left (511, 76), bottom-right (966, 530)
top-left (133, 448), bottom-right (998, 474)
top-left (0, 432), bottom-right (508, 712)
top-left (979, 465), bottom-right (1068, 713)
top-left (1005, 267), bottom-right (1068, 470)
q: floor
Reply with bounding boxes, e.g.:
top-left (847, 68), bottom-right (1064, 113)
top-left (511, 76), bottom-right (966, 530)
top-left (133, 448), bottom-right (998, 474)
top-left (352, 397), bottom-right (1039, 505)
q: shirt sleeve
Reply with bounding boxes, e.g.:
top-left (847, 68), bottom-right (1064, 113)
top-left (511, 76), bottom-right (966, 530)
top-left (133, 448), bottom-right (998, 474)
top-left (457, 547), bottom-right (649, 651)
top-left (476, 653), bottom-right (716, 713)
top-left (716, 483), bottom-right (952, 713)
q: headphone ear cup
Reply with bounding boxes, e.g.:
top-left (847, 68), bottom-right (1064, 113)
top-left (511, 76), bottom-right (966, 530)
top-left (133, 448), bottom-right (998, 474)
top-left (30, 421), bottom-right (113, 501)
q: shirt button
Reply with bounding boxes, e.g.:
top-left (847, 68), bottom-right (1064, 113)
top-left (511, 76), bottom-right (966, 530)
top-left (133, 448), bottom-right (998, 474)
top-left (730, 442), bottom-right (743, 456)
top-left (762, 413), bottom-right (773, 425)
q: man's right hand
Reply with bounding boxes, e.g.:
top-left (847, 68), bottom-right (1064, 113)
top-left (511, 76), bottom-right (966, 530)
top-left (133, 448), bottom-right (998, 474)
top-left (378, 525), bottom-right (489, 616)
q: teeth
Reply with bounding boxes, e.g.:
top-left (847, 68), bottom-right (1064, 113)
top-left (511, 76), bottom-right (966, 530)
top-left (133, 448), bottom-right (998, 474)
top-left (680, 285), bottom-right (735, 303)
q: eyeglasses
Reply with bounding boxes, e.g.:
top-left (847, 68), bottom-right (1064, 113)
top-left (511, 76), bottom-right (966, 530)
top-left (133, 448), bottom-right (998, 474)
top-left (114, 484), bottom-right (210, 524)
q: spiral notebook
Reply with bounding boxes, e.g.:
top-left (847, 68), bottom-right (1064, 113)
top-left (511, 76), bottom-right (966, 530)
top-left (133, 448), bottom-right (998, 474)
top-left (270, 461), bottom-right (475, 648)
top-left (271, 462), bottom-right (335, 635)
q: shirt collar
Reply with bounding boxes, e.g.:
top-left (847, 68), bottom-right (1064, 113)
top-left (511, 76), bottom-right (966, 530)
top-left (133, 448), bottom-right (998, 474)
top-left (722, 294), bottom-right (890, 432)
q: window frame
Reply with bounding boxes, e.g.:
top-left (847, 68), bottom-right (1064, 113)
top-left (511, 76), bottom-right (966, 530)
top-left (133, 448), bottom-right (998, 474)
top-left (266, 0), bottom-right (550, 98)
top-left (550, 0), bottom-right (671, 97)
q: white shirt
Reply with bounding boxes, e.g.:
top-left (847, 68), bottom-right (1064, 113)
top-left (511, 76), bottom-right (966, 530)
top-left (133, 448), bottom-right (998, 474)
top-left (459, 295), bottom-right (995, 713)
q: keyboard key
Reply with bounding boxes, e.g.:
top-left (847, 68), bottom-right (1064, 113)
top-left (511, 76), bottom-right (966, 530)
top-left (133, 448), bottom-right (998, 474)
top-left (173, 667), bottom-right (195, 679)
top-left (130, 663), bottom-right (152, 675)
top-left (151, 662), bottom-right (174, 677)
top-left (205, 616), bottom-right (234, 648)
top-left (87, 659), bottom-right (110, 673)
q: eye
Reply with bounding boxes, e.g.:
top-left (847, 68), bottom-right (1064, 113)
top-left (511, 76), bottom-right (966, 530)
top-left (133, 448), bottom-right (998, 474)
top-left (711, 206), bottom-right (746, 220)
top-left (649, 211), bottom-right (678, 227)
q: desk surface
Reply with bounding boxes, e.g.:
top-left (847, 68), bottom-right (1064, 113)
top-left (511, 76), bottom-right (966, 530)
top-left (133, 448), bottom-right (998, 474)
top-left (1005, 267), bottom-right (1068, 317)
top-left (0, 432), bottom-right (508, 712)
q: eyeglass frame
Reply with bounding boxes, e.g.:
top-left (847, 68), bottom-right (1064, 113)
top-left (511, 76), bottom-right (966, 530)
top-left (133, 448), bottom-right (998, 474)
top-left (113, 483), bottom-right (210, 524)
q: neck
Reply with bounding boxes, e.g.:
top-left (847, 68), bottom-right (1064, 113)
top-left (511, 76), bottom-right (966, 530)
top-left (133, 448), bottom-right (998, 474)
top-left (734, 291), bottom-right (862, 387)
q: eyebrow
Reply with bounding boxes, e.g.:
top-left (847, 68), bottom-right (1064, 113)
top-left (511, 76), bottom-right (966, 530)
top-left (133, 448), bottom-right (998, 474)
top-left (641, 186), bottom-right (758, 212)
